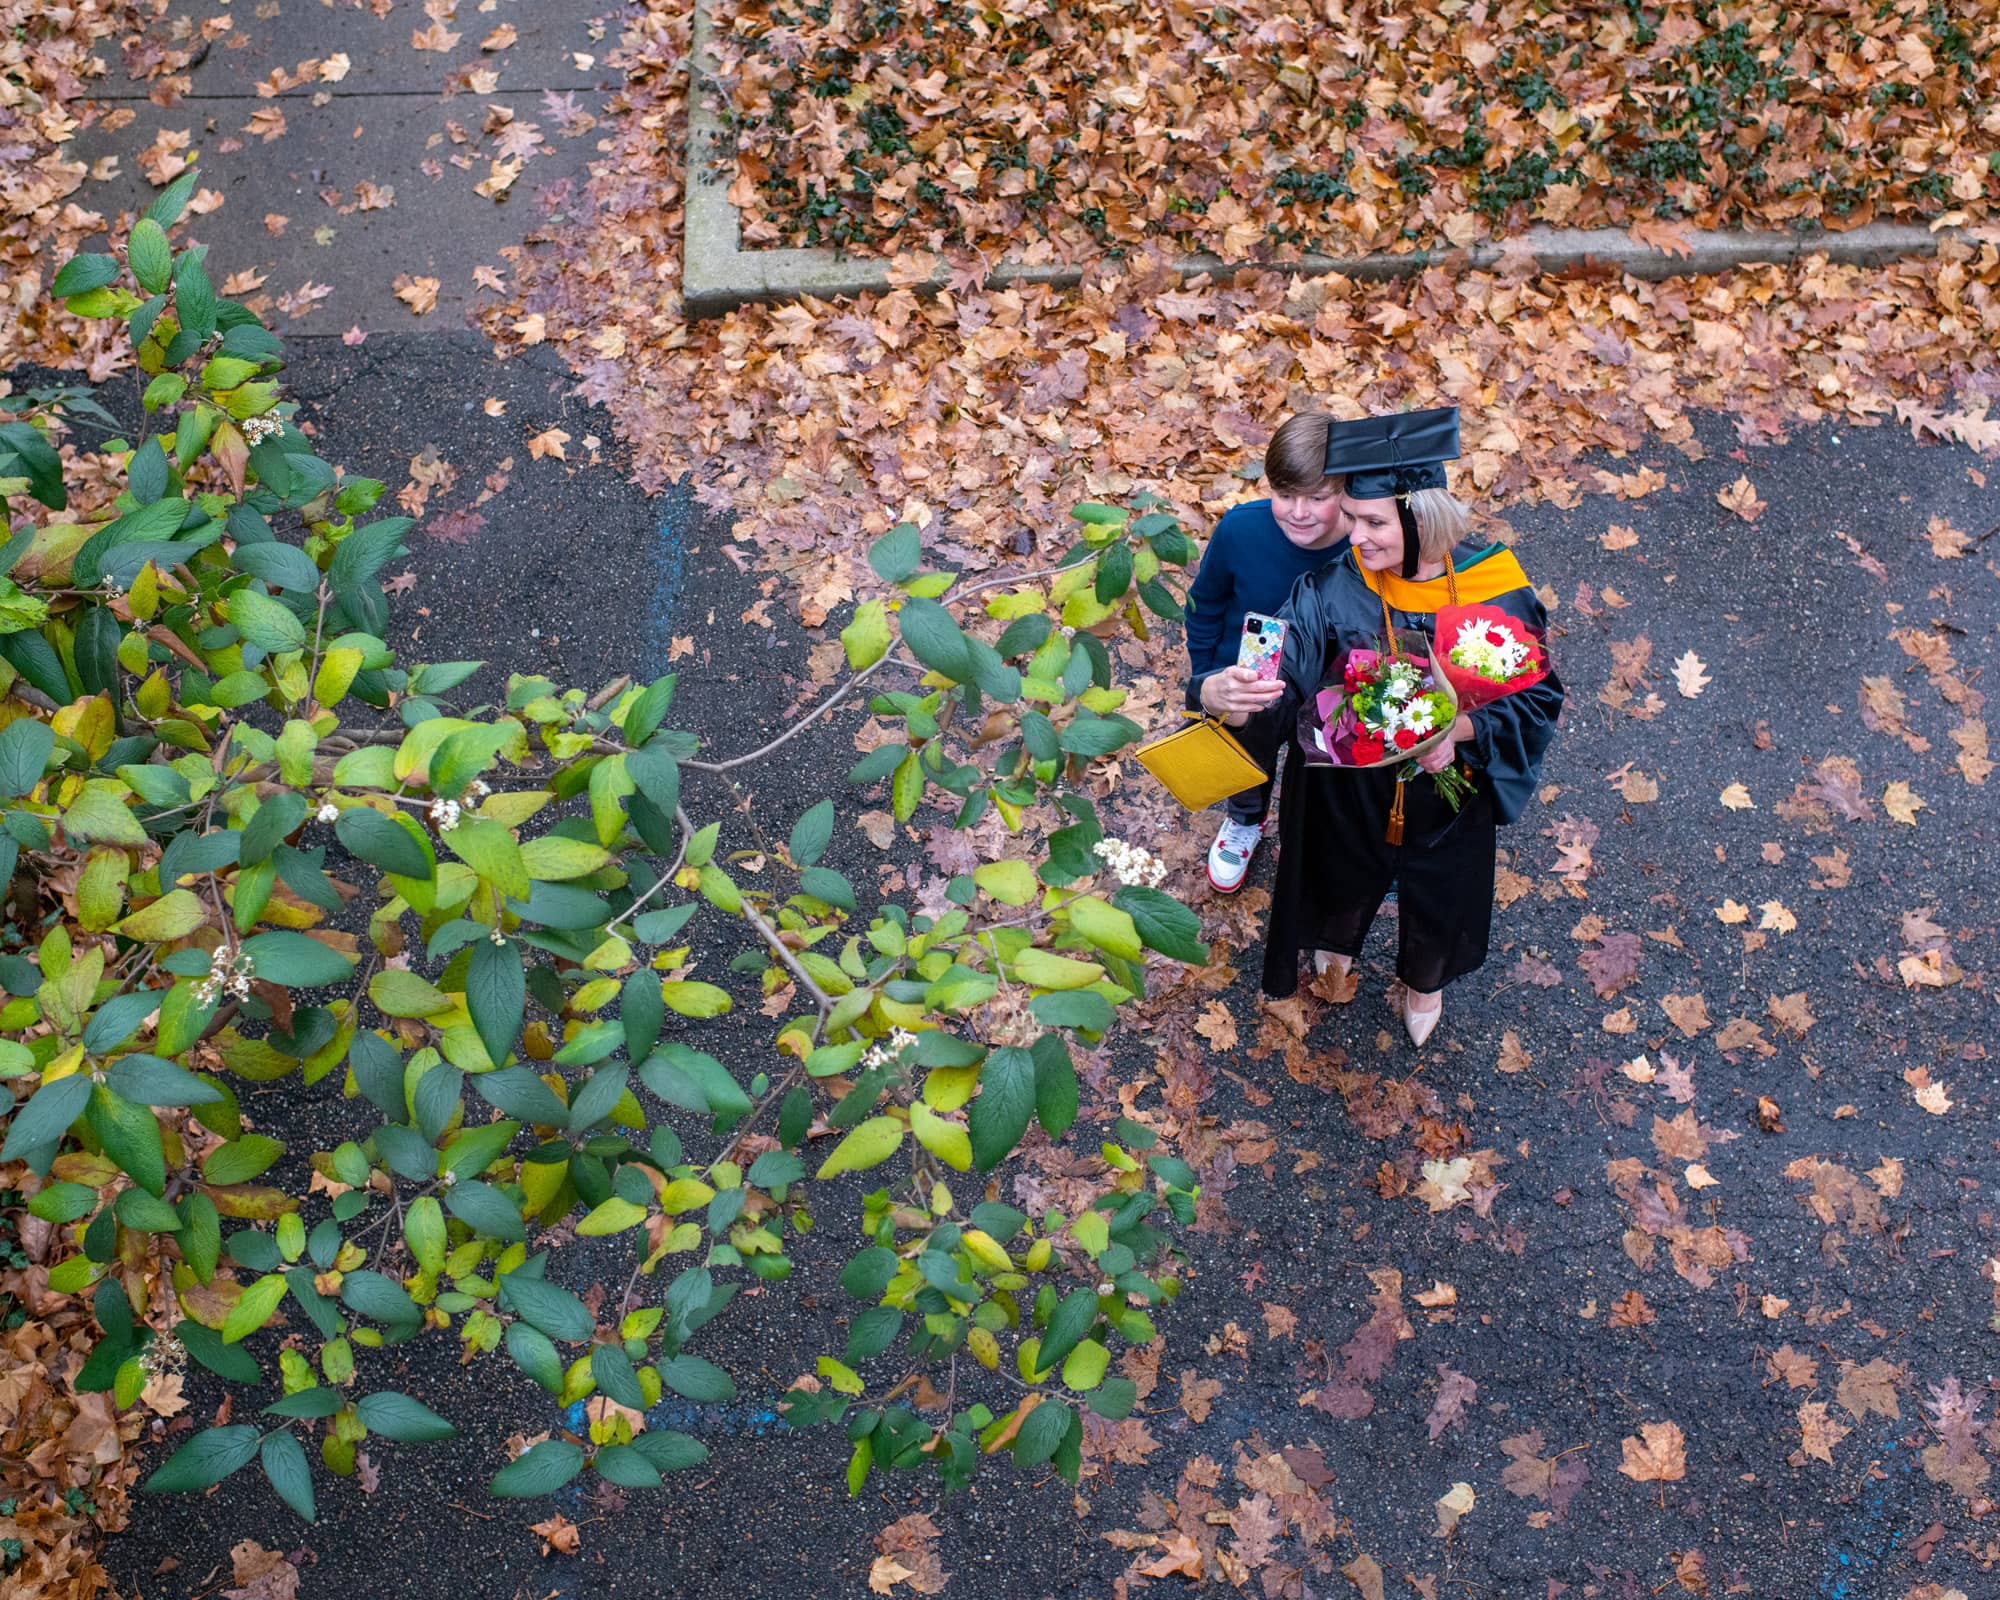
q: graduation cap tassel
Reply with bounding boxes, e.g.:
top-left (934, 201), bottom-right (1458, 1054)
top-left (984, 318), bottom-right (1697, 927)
top-left (1386, 775), bottom-right (1406, 846)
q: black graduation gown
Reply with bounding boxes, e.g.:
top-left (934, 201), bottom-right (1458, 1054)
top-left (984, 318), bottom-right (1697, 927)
top-left (1199, 544), bottom-right (1564, 999)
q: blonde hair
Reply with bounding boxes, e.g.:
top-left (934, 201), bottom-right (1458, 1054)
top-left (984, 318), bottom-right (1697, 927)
top-left (1408, 487), bottom-right (1471, 565)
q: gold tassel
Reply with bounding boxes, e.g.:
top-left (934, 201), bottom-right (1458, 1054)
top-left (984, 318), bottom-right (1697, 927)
top-left (1386, 778), bottom-right (1405, 846)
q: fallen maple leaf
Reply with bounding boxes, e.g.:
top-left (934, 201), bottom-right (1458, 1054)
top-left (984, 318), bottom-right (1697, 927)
top-left (1837, 1358), bottom-right (1903, 1421)
top-left (412, 21), bottom-right (461, 50)
top-left (1904, 1066), bottom-right (1953, 1115)
top-left (1434, 1480), bottom-right (1476, 1536)
top-left (1194, 999), bottom-right (1238, 1052)
top-left (222, 1542), bottom-right (300, 1600)
top-left (1600, 522), bottom-right (1639, 550)
top-left (1672, 651), bottom-right (1711, 698)
top-left (393, 274), bottom-right (440, 315)
top-left (1798, 1400), bottom-right (1851, 1465)
top-left (1716, 475), bottom-right (1766, 522)
top-left (527, 426), bottom-right (571, 461)
top-left (1496, 1029), bottom-right (1531, 1074)
top-left (320, 52), bottom-right (351, 82)
top-left (1718, 783), bottom-right (1754, 810)
top-left (530, 1513), bottom-right (581, 1555)
top-left (1138, 1533), bottom-right (1203, 1580)
top-left (1716, 899), bottom-right (1749, 925)
top-left (1427, 1367), bottom-right (1477, 1441)
top-left (1261, 1301), bottom-right (1296, 1340)
top-left (482, 23), bottom-right (518, 50)
top-left (1629, 217), bottom-right (1696, 257)
top-left (1618, 1420), bottom-right (1687, 1483)
top-left (1758, 900), bottom-right (1796, 934)
top-left (1883, 781), bottom-right (1926, 824)
top-left (1341, 1553), bottom-right (1387, 1600)
top-left (1179, 1368), bottom-right (1222, 1422)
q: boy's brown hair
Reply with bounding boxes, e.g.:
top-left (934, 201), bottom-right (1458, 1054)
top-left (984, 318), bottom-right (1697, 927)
top-left (1264, 413), bottom-right (1341, 497)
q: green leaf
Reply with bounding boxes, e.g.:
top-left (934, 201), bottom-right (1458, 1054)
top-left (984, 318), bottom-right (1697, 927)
top-left (815, 1116), bottom-right (904, 1180)
top-left (840, 600), bottom-right (892, 669)
top-left (473, 1066), bottom-right (568, 1126)
top-left (227, 586), bottom-right (307, 653)
top-left (789, 800), bottom-right (835, 868)
top-left (490, 1438), bottom-right (585, 1498)
top-left (0, 1074), bottom-right (90, 1167)
top-left (0, 421), bottom-right (65, 511)
top-left (592, 1443), bottom-right (663, 1489)
top-left (621, 673), bottom-right (677, 747)
top-left (655, 1354), bottom-right (735, 1402)
top-left (1094, 542), bottom-right (1134, 603)
top-left (1111, 886), bottom-right (1209, 965)
top-left (260, 1430), bottom-right (316, 1521)
top-left (446, 818), bottom-right (530, 899)
top-left (1030, 990), bottom-right (1115, 1033)
top-left (799, 866), bottom-right (854, 912)
top-left (840, 1246), bottom-right (897, 1301)
top-left (114, 1187), bottom-right (183, 1232)
top-left (52, 253), bottom-right (120, 298)
top-left (355, 1390), bottom-right (457, 1442)
top-left (1057, 713), bottom-right (1142, 757)
top-left (505, 1320), bottom-right (562, 1393)
top-left (202, 1134), bottom-right (283, 1185)
top-left (143, 1425), bottom-right (261, 1493)
top-left (143, 167), bottom-right (201, 228)
top-left (497, 1269), bottom-right (593, 1342)
top-left (239, 931), bottom-right (356, 988)
top-left (897, 598), bottom-right (971, 682)
top-left (1032, 1032), bottom-right (1078, 1139)
top-left (868, 522), bottom-right (922, 584)
top-left (631, 1431), bottom-right (707, 1473)
top-left (340, 1269), bottom-right (421, 1326)
top-left (518, 834), bottom-right (609, 880)
top-left (590, 1344), bottom-right (646, 1410)
top-left (1033, 1287), bottom-right (1100, 1379)
top-left (0, 717), bottom-right (54, 799)
top-left (90, 1085), bottom-right (166, 1195)
top-left (575, 1196), bottom-right (645, 1237)
top-left (626, 747), bottom-right (680, 823)
top-left (445, 1178), bottom-right (526, 1242)
top-left (466, 937), bottom-right (524, 1067)
top-left (177, 1318), bottom-right (257, 1382)
top-left (1013, 1396), bottom-right (1073, 1466)
top-left (337, 807), bottom-right (433, 880)
top-left (967, 1046), bottom-right (1034, 1171)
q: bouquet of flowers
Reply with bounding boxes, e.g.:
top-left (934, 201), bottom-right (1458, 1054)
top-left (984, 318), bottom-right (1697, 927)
top-left (1432, 602), bottom-right (1551, 712)
top-left (1301, 630), bottom-right (1474, 811)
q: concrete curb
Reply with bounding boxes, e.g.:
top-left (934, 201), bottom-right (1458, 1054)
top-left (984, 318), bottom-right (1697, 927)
top-left (684, 0), bottom-right (1971, 321)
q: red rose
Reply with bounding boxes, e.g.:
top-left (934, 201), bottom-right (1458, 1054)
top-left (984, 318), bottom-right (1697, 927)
top-left (1394, 728), bottom-right (1418, 750)
top-left (1485, 627), bottom-right (1507, 646)
top-left (1350, 734), bottom-right (1385, 764)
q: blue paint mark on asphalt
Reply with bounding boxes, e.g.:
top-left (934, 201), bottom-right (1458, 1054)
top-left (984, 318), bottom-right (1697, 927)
top-left (560, 1394), bottom-right (787, 1437)
top-left (1816, 1433), bottom-right (1915, 1598)
top-left (649, 509), bottom-right (689, 649)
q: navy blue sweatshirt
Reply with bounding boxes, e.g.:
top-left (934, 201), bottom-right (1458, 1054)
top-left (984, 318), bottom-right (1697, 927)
top-left (1183, 500), bottom-right (1349, 690)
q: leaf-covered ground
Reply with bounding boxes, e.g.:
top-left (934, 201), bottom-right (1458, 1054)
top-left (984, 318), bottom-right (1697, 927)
top-left (706, 0), bottom-right (2000, 257)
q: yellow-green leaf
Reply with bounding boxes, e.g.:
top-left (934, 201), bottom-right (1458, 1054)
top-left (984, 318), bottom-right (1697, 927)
top-left (368, 969), bottom-right (455, 1018)
top-left (1067, 895), bottom-right (1141, 962)
top-left (815, 1116), bottom-right (904, 1180)
top-left (659, 981), bottom-right (730, 1019)
top-left (519, 835), bottom-right (610, 881)
top-left (576, 1197), bottom-right (647, 1236)
top-left (840, 600), bottom-right (892, 670)
top-left (1061, 1338), bottom-right (1109, 1391)
top-left (817, 1355), bottom-right (864, 1396)
top-left (974, 860), bottom-right (1037, 907)
top-left (1012, 948), bottom-right (1105, 990)
top-left (112, 888), bottom-right (207, 942)
top-left (910, 1102), bottom-right (971, 1172)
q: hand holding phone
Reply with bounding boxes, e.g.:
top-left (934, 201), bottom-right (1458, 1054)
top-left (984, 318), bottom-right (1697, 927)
top-left (1237, 613), bottom-right (1288, 682)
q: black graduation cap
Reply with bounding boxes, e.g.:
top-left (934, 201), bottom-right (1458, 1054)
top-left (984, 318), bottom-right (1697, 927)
top-left (1322, 406), bottom-right (1460, 500)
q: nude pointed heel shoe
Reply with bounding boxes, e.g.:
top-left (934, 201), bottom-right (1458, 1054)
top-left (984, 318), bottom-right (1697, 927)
top-left (1404, 991), bottom-right (1443, 1047)
top-left (1313, 951), bottom-right (1352, 977)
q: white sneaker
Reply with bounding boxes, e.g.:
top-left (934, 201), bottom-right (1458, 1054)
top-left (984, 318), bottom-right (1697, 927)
top-left (1207, 817), bottom-right (1263, 892)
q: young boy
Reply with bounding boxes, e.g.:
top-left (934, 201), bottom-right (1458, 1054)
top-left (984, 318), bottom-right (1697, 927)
top-left (1183, 412), bottom-right (1350, 891)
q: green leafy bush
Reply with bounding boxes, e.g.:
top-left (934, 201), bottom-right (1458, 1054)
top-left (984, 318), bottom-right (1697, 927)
top-left (0, 172), bottom-right (1206, 1519)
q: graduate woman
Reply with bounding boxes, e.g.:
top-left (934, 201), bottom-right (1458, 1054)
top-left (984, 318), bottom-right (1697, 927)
top-left (1191, 408), bottom-right (1563, 1044)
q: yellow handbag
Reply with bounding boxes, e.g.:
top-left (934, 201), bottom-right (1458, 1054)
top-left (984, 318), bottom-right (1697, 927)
top-left (1135, 712), bottom-right (1268, 812)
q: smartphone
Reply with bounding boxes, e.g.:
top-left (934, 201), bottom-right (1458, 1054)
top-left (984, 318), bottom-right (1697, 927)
top-left (1237, 612), bottom-right (1288, 681)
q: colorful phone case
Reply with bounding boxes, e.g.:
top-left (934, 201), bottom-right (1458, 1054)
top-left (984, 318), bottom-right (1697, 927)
top-left (1238, 613), bottom-right (1288, 681)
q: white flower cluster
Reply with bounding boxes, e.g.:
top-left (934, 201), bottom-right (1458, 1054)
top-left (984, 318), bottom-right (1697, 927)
top-left (316, 801), bottom-right (340, 824)
top-left (1449, 617), bottom-right (1532, 680)
top-left (429, 797), bottom-right (461, 832)
top-left (196, 946), bottom-right (255, 1007)
top-left (139, 1329), bottom-right (187, 1381)
top-left (1092, 837), bottom-right (1167, 888)
top-left (467, 779), bottom-right (491, 800)
top-left (861, 1027), bottom-right (918, 1070)
top-left (241, 413), bottom-right (284, 445)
